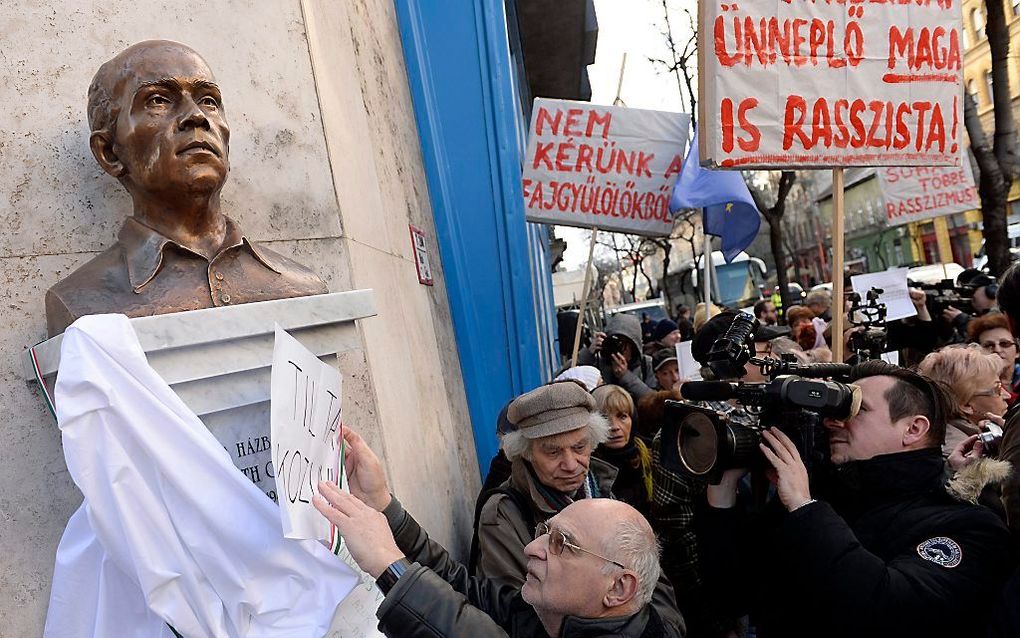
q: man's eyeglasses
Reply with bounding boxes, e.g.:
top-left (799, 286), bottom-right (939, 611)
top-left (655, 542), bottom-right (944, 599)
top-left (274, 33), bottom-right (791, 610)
top-left (972, 380), bottom-right (1006, 398)
top-left (980, 339), bottom-right (1017, 352)
top-left (534, 521), bottom-right (627, 569)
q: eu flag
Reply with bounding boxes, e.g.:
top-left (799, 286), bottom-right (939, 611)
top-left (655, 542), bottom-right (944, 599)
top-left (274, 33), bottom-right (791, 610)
top-left (670, 132), bottom-right (760, 262)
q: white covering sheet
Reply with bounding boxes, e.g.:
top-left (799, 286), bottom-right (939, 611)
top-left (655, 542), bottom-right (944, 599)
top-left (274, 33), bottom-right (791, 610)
top-left (43, 314), bottom-right (357, 638)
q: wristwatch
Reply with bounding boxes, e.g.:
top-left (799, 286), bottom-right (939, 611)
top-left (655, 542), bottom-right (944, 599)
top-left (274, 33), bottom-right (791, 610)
top-left (375, 557), bottom-right (411, 594)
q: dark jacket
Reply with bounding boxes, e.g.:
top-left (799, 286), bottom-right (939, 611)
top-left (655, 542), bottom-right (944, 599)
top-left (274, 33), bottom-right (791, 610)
top-left (577, 314), bottom-right (656, 401)
top-left (698, 448), bottom-right (1013, 638)
top-left (594, 438), bottom-right (653, 518)
top-left (998, 400), bottom-right (1020, 543)
top-left (377, 497), bottom-right (686, 637)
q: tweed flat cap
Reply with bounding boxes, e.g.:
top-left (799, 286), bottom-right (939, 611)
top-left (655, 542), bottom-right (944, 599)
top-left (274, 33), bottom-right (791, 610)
top-left (507, 382), bottom-right (597, 440)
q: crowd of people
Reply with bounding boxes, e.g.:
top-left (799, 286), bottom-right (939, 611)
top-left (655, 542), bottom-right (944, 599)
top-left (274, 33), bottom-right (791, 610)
top-left (311, 264), bottom-right (1020, 638)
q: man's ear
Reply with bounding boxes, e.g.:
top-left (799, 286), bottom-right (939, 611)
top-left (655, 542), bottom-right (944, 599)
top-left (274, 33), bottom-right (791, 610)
top-left (902, 415), bottom-right (931, 447)
top-left (603, 572), bottom-right (639, 610)
top-left (90, 130), bottom-right (126, 177)
top-left (959, 401), bottom-right (975, 418)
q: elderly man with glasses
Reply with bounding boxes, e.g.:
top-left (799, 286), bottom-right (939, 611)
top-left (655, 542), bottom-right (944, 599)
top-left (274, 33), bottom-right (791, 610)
top-left (313, 428), bottom-right (685, 638)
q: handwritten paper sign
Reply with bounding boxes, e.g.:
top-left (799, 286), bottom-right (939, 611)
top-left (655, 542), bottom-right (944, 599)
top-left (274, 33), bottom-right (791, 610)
top-left (271, 326), bottom-right (342, 542)
top-left (850, 267), bottom-right (917, 321)
top-left (699, 0), bottom-right (963, 168)
top-left (522, 98), bottom-right (691, 237)
top-left (878, 162), bottom-right (978, 226)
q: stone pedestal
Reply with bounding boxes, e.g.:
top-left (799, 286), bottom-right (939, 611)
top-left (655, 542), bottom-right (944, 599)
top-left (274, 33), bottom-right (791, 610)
top-left (24, 290), bottom-right (377, 499)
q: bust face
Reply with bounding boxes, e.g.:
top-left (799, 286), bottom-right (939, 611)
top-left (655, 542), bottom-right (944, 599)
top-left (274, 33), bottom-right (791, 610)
top-left (104, 43), bottom-right (230, 200)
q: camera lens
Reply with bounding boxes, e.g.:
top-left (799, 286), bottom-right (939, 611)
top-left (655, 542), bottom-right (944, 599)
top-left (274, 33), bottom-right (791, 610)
top-left (677, 412), bottom-right (719, 475)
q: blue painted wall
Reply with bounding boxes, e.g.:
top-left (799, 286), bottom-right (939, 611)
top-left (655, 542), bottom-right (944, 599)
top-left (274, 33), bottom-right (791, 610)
top-left (394, 0), bottom-right (557, 476)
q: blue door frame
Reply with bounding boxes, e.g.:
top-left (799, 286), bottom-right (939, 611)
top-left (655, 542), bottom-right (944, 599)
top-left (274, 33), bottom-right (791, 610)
top-left (394, 0), bottom-right (550, 476)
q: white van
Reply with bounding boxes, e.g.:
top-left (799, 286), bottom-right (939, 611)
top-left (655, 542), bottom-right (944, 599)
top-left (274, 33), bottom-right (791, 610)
top-left (974, 223), bottom-right (1020, 270)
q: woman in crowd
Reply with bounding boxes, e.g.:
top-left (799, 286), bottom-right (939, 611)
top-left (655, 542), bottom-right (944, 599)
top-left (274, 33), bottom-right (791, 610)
top-left (918, 344), bottom-right (1010, 455)
top-left (593, 384), bottom-right (652, 516)
top-left (786, 305), bottom-right (820, 352)
top-left (968, 312), bottom-right (1020, 400)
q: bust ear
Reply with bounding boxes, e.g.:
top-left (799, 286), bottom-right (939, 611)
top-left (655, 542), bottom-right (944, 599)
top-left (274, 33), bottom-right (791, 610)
top-left (90, 130), bottom-right (126, 177)
top-left (903, 415), bottom-right (932, 447)
top-left (602, 571), bottom-right (639, 610)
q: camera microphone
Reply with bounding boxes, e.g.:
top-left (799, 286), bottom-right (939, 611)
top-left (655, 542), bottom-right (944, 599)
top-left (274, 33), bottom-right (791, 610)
top-left (680, 381), bottom-right (736, 402)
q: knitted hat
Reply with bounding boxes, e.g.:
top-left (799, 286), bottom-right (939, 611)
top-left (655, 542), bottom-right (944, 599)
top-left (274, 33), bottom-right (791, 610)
top-left (652, 319), bottom-right (680, 343)
top-left (507, 382), bottom-right (597, 440)
top-left (553, 365), bottom-right (603, 392)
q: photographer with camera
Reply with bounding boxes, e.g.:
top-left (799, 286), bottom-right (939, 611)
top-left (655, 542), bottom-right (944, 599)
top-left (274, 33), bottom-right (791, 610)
top-left (579, 314), bottom-right (657, 402)
top-left (920, 270), bottom-right (998, 345)
top-left (647, 314), bottom-right (783, 637)
top-left (694, 359), bottom-right (1012, 637)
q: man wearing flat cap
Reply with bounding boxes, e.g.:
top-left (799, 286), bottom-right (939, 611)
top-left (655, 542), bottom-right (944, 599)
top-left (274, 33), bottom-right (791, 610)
top-left (473, 381), bottom-right (617, 586)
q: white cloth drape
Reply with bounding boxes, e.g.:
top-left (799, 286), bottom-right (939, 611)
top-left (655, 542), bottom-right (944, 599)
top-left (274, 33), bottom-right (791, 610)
top-left (43, 314), bottom-right (357, 637)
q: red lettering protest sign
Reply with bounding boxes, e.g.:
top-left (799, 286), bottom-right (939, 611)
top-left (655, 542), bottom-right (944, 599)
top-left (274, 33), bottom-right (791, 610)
top-left (522, 98), bottom-right (691, 237)
top-left (699, 0), bottom-right (964, 168)
top-left (877, 161), bottom-right (978, 225)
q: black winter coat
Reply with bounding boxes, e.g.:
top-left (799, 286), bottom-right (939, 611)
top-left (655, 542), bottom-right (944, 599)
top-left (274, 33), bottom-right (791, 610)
top-left (697, 448), bottom-right (1013, 638)
top-left (378, 497), bottom-right (686, 637)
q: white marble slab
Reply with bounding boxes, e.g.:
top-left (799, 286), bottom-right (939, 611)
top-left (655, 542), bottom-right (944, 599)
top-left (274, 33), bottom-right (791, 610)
top-left (22, 290), bottom-right (376, 500)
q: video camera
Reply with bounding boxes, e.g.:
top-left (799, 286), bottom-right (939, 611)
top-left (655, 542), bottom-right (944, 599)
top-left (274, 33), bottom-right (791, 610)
top-left (918, 279), bottom-right (977, 317)
top-left (660, 313), bottom-right (861, 483)
top-left (847, 287), bottom-right (888, 361)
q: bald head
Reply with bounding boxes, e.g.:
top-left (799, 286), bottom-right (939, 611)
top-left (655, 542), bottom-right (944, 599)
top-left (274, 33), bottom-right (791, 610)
top-left (88, 40), bottom-right (214, 133)
top-left (561, 499), bottom-right (661, 607)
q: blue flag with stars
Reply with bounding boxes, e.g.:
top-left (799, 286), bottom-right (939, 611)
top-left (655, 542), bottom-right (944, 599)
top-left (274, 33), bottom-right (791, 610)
top-left (670, 132), bottom-right (761, 262)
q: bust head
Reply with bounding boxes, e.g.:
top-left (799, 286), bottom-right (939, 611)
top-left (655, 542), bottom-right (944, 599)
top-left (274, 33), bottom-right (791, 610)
top-left (87, 40), bottom-right (230, 207)
top-left (43, 40), bottom-right (329, 337)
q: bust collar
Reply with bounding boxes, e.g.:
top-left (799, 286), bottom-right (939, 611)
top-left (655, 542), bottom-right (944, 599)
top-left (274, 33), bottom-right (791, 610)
top-left (119, 216), bottom-right (284, 292)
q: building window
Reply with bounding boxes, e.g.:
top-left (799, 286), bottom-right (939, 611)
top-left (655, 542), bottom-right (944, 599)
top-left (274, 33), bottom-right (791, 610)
top-left (986, 70), bottom-right (996, 103)
top-left (972, 8), bottom-right (985, 39)
top-left (968, 79), bottom-right (979, 103)
top-left (1013, 0), bottom-right (1020, 17)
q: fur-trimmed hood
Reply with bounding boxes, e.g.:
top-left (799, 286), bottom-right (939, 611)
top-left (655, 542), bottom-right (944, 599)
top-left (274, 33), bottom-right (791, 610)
top-left (947, 457), bottom-right (1013, 504)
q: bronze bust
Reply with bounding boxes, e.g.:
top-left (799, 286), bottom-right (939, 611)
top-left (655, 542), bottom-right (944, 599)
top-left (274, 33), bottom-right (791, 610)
top-left (45, 40), bottom-right (329, 337)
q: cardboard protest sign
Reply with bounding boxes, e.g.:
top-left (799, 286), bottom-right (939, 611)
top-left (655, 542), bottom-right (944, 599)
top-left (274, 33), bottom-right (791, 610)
top-left (878, 162), bottom-right (978, 226)
top-left (271, 326), bottom-right (342, 545)
top-left (522, 98), bottom-right (691, 237)
top-left (699, 0), bottom-right (963, 168)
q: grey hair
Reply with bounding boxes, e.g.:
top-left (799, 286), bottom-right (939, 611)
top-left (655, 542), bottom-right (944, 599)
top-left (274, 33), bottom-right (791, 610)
top-left (601, 517), bottom-right (661, 608)
top-left (500, 412), bottom-right (610, 461)
top-left (805, 290), bottom-right (832, 308)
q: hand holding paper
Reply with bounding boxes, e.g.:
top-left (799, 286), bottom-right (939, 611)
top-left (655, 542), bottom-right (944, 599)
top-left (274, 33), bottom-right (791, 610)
top-left (314, 482), bottom-right (404, 579)
top-left (341, 427), bottom-right (392, 512)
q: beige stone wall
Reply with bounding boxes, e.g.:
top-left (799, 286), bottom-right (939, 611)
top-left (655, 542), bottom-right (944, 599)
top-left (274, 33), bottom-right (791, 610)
top-left (0, 1), bottom-right (477, 634)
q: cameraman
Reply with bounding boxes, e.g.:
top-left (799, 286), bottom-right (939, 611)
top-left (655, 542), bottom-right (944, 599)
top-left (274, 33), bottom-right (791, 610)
top-left (941, 272), bottom-right (998, 343)
top-left (579, 314), bottom-right (657, 402)
top-left (698, 360), bottom-right (1012, 638)
top-left (647, 315), bottom-right (781, 636)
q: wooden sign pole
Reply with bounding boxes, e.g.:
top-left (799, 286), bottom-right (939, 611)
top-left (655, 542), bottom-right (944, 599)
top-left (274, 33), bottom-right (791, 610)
top-left (570, 227), bottom-right (599, 367)
top-left (702, 225), bottom-right (713, 309)
top-left (831, 168), bottom-right (846, 362)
